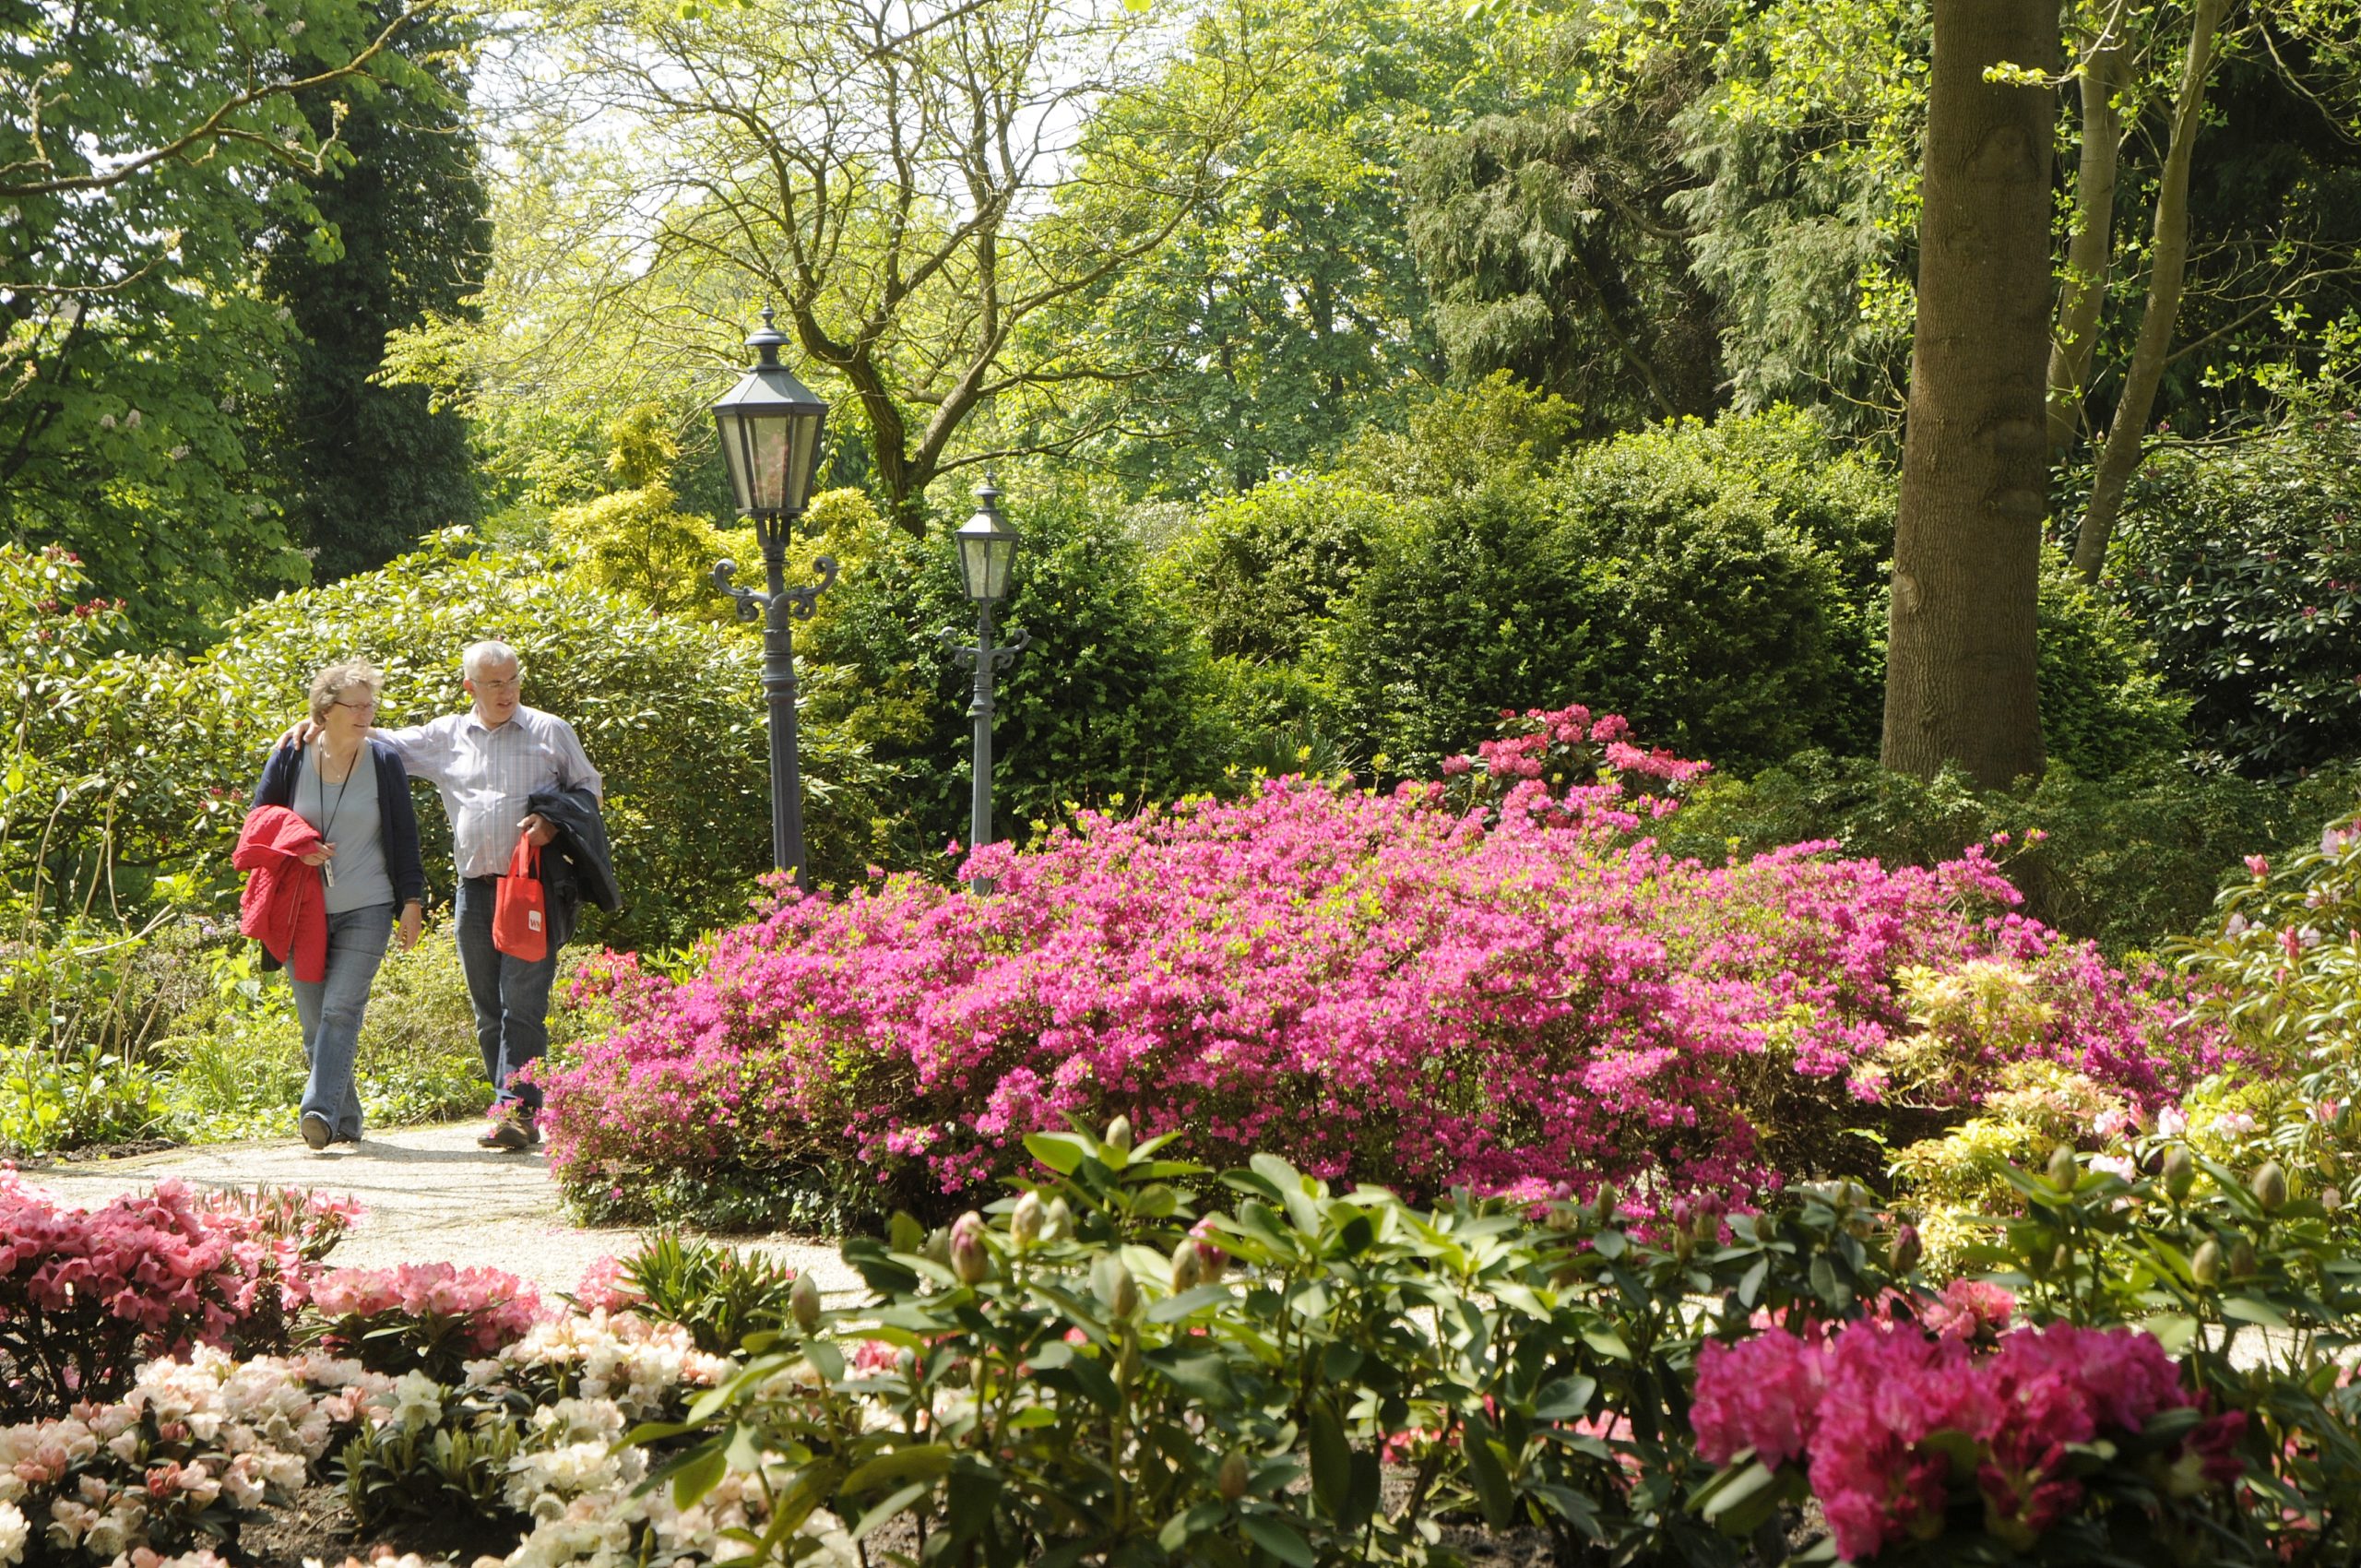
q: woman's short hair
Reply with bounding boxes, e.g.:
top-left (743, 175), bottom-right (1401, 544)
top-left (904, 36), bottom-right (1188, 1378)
top-left (308, 659), bottom-right (383, 723)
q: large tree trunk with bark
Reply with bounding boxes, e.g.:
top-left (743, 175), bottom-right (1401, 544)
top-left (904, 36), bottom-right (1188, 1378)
top-left (1882, 0), bottom-right (2056, 789)
top-left (2070, 0), bottom-right (2228, 581)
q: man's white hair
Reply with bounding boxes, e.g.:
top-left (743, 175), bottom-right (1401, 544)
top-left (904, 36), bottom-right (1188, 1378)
top-left (463, 640), bottom-right (521, 682)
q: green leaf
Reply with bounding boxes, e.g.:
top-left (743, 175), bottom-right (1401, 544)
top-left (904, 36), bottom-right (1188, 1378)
top-left (840, 1443), bottom-right (954, 1494)
top-left (1308, 1401), bottom-right (1351, 1515)
top-left (1532, 1375), bottom-right (1597, 1421)
top-left (670, 1443), bottom-right (727, 1510)
top-left (849, 1480), bottom-right (931, 1541)
top-left (1025, 1131), bottom-right (1091, 1175)
top-left (1461, 1415), bottom-right (1513, 1528)
top-left (1145, 1348), bottom-right (1238, 1409)
top-left (1693, 1457), bottom-right (1788, 1535)
top-left (1239, 1512), bottom-right (1316, 1568)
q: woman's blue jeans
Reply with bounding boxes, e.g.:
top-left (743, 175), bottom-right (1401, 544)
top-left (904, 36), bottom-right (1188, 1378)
top-left (291, 901), bottom-right (393, 1140)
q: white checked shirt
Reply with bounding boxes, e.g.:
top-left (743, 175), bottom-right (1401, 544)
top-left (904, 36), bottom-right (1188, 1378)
top-left (378, 705), bottom-right (603, 878)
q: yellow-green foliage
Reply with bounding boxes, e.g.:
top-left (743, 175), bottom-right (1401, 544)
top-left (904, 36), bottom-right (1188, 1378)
top-left (1892, 1061), bottom-right (2133, 1269)
top-left (1862, 959), bottom-right (2062, 1106)
top-left (549, 406), bottom-right (739, 622)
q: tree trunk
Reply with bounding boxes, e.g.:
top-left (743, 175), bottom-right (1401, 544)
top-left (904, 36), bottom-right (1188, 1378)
top-left (2047, 11), bottom-right (2129, 456)
top-left (2070, 0), bottom-right (2227, 582)
top-left (1882, 0), bottom-right (2056, 790)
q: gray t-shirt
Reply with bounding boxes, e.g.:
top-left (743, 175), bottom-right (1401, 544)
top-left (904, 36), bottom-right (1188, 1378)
top-left (295, 742), bottom-right (394, 915)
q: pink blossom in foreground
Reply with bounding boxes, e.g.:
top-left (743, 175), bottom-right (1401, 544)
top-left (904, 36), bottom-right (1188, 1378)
top-left (1693, 1316), bottom-right (2240, 1560)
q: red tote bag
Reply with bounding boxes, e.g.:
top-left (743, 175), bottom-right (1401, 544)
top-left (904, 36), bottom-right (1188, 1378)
top-left (492, 832), bottom-right (549, 961)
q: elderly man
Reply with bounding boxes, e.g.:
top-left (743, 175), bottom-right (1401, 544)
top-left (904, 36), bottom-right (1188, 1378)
top-left (374, 642), bottom-right (604, 1150)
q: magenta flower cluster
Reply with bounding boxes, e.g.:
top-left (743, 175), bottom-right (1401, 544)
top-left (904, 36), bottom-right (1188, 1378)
top-left (1693, 1304), bottom-right (2245, 1560)
top-left (0, 1172), bottom-right (353, 1418)
top-left (540, 707), bottom-right (2218, 1210)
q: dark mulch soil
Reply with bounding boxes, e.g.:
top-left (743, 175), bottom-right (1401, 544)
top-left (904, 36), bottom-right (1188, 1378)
top-left (233, 1484), bottom-right (523, 1568)
top-left (18, 1136), bottom-right (184, 1165)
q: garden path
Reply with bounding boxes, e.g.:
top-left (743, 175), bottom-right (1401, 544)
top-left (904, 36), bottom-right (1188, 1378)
top-left (18, 1123), bottom-right (862, 1298)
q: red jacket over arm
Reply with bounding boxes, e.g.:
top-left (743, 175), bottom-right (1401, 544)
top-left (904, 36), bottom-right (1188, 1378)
top-left (234, 805), bottom-right (327, 983)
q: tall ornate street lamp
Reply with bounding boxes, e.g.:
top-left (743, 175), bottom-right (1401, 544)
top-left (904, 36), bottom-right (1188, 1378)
top-left (940, 477), bottom-right (1028, 893)
top-left (711, 307), bottom-right (836, 889)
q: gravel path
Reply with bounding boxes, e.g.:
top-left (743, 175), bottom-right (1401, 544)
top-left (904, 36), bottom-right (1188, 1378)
top-left (16, 1123), bottom-right (861, 1298)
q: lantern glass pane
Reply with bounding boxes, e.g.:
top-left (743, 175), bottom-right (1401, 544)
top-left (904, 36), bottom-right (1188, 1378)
top-left (716, 416), bottom-right (753, 514)
top-left (747, 416), bottom-right (789, 513)
top-left (782, 410), bottom-right (824, 514)
top-left (982, 535), bottom-right (1014, 601)
top-left (957, 531), bottom-right (991, 601)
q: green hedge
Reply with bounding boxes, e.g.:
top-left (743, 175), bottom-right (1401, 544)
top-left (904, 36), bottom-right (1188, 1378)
top-left (804, 487), bottom-right (1228, 858)
top-left (2113, 416), bottom-right (2361, 778)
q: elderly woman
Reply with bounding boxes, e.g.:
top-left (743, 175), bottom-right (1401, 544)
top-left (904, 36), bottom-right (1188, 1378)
top-left (250, 659), bottom-right (425, 1149)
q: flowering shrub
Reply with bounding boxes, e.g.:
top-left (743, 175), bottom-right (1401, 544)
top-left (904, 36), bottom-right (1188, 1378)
top-left (0, 1173), bottom-right (353, 1420)
top-left (0, 1345), bottom-right (357, 1567)
top-left (2177, 810), bottom-right (2361, 1059)
top-left (1691, 1314), bottom-right (2243, 1560)
top-left (333, 1304), bottom-right (749, 1558)
top-left (308, 1264), bottom-right (545, 1383)
top-left (542, 707), bottom-right (2222, 1223)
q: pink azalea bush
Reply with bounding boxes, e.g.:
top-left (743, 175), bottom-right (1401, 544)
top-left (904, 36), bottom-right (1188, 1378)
top-left (0, 1172), bottom-right (355, 1420)
top-left (308, 1263), bottom-right (545, 1381)
top-left (541, 707), bottom-right (2225, 1218)
top-left (1693, 1304), bottom-right (2246, 1560)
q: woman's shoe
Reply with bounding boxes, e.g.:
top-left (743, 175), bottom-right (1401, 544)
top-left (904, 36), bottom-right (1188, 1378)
top-left (301, 1112), bottom-right (333, 1150)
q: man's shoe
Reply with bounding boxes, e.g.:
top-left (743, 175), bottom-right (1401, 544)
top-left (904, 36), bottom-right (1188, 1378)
top-left (301, 1112), bottom-right (333, 1151)
top-left (481, 1110), bottom-right (537, 1152)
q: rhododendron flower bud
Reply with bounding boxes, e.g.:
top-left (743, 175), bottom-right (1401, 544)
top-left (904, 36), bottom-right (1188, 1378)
top-left (1188, 1218), bottom-right (1228, 1275)
top-left (1042, 1197), bottom-right (1074, 1244)
top-left (1216, 1450), bottom-right (1250, 1502)
top-left (949, 1212), bottom-right (991, 1286)
top-left (1544, 1203), bottom-right (1578, 1233)
top-left (1888, 1224), bottom-right (1921, 1275)
top-left (1170, 1243), bottom-right (1204, 1294)
top-left (2229, 1239), bottom-right (2259, 1278)
top-left (1010, 1192), bottom-right (1045, 1248)
top-left (2162, 1146), bottom-right (2195, 1202)
top-left (2047, 1145), bottom-right (2079, 1191)
top-left (1104, 1115), bottom-right (1133, 1153)
top-left (2252, 1161), bottom-right (2289, 1214)
top-left (789, 1273), bottom-right (821, 1335)
top-left (2323, 1186), bottom-right (2344, 1217)
top-left (2191, 1239), bottom-right (2224, 1286)
top-left (1093, 1256), bottom-right (1140, 1320)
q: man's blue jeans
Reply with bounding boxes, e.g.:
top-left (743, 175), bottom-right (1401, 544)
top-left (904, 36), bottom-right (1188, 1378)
top-left (455, 875), bottom-right (560, 1119)
top-left (291, 902), bottom-right (394, 1141)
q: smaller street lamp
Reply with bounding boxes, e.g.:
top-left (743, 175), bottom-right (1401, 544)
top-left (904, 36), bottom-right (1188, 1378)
top-left (940, 477), bottom-right (1029, 893)
top-left (711, 306), bottom-right (837, 889)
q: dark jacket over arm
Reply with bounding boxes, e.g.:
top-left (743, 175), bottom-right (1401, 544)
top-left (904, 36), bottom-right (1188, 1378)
top-left (253, 738), bottom-right (427, 909)
top-left (526, 784), bottom-right (621, 914)
top-left (525, 784), bottom-right (620, 952)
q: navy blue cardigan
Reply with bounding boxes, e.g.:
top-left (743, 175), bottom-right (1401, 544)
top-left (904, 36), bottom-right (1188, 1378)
top-left (251, 738), bottom-right (427, 910)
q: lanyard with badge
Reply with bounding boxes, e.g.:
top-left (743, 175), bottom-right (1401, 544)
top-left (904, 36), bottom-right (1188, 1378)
top-left (314, 742), bottom-right (355, 888)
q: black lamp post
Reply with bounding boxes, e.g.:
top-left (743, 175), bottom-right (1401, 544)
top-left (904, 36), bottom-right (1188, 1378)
top-left (711, 307), bottom-right (836, 888)
top-left (941, 477), bottom-right (1028, 893)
